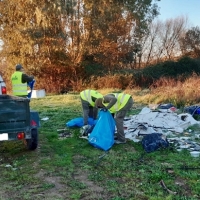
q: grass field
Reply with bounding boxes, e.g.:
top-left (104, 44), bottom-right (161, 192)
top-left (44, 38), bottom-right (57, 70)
top-left (0, 92), bottom-right (200, 200)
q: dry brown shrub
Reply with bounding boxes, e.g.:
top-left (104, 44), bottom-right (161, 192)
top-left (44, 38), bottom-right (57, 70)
top-left (148, 74), bottom-right (200, 105)
top-left (70, 78), bottom-right (86, 92)
top-left (150, 77), bottom-right (179, 89)
top-left (89, 74), bottom-right (134, 90)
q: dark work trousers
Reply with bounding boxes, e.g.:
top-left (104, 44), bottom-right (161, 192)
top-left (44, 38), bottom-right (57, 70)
top-left (81, 98), bottom-right (97, 125)
top-left (115, 97), bottom-right (134, 142)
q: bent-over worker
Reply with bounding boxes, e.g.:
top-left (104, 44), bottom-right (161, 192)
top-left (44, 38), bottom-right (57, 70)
top-left (80, 89), bottom-right (103, 126)
top-left (95, 93), bottom-right (133, 144)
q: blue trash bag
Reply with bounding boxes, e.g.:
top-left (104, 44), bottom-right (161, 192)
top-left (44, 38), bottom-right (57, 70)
top-left (184, 105), bottom-right (200, 116)
top-left (141, 133), bottom-right (169, 153)
top-left (88, 110), bottom-right (115, 151)
top-left (27, 80), bottom-right (35, 99)
top-left (66, 117), bottom-right (97, 128)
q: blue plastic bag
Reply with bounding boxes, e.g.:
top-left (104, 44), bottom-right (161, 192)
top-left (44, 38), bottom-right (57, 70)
top-left (88, 110), bottom-right (115, 151)
top-left (27, 80), bottom-right (35, 99)
top-left (184, 105), bottom-right (200, 116)
top-left (66, 117), bottom-right (97, 128)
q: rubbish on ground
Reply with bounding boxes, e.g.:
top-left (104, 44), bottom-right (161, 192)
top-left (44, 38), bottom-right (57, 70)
top-left (68, 104), bottom-right (200, 153)
top-left (124, 107), bottom-right (199, 137)
top-left (57, 128), bottom-right (72, 139)
top-left (41, 117), bottom-right (49, 121)
top-left (123, 106), bottom-right (200, 152)
top-left (58, 132), bottom-right (72, 139)
top-left (184, 105), bottom-right (200, 116)
top-left (5, 165), bottom-right (12, 168)
top-left (141, 133), bottom-right (169, 153)
top-left (79, 135), bottom-right (89, 140)
top-left (190, 151), bottom-right (200, 157)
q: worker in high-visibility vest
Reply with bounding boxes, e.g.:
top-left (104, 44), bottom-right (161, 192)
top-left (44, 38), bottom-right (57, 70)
top-left (11, 64), bottom-right (34, 97)
top-left (80, 89), bottom-right (103, 126)
top-left (95, 93), bottom-right (133, 144)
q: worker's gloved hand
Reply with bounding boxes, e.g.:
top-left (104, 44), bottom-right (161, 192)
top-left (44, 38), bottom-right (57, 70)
top-left (101, 108), bottom-right (108, 112)
top-left (80, 125), bottom-right (91, 136)
top-left (82, 125), bottom-right (90, 129)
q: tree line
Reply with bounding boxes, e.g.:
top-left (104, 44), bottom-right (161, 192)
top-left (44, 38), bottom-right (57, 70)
top-left (0, 0), bottom-right (200, 93)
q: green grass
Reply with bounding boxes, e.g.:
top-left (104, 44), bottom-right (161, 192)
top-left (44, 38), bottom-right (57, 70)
top-left (0, 94), bottom-right (200, 200)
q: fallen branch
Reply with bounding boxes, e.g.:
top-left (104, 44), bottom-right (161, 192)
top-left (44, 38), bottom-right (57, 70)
top-left (160, 179), bottom-right (177, 195)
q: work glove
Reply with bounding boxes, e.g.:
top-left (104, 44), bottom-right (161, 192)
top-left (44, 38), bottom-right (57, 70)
top-left (80, 125), bottom-right (91, 136)
top-left (82, 125), bottom-right (90, 129)
top-left (100, 108), bottom-right (108, 112)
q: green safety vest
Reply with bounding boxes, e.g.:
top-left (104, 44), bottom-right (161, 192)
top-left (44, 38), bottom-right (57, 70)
top-left (11, 71), bottom-right (27, 96)
top-left (80, 89), bottom-right (103, 106)
top-left (102, 93), bottom-right (131, 113)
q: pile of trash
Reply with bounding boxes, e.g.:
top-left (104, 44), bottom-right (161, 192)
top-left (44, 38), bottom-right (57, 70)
top-left (123, 104), bottom-right (200, 152)
top-left (65, 103), bottom-right (200, 153)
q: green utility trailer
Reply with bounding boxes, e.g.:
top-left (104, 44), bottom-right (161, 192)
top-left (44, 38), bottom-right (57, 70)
top-left (0, 95), bottom-right (39, 150)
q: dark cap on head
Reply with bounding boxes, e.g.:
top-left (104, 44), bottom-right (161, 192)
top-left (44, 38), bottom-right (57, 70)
top-left (16, 64), bottom-right (23, 71)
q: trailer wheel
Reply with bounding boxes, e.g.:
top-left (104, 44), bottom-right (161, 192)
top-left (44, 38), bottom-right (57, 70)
top-left (26, 128), bottom-right (38, 150)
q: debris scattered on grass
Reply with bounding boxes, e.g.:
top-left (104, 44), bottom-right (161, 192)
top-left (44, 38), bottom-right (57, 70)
top-left (57, 128), bottom-right (72, 139)
top-left (41, 117), bottom-right (49, 121)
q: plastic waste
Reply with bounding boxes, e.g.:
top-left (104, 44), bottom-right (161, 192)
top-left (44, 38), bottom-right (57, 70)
top-left (27, 79), bottom-right (35, 99)
top-left (88, 110), bottom-right (115, 151)
top-left (66, 117), bottom-right (97, 128)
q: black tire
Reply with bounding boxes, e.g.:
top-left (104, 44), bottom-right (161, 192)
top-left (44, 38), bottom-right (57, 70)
top-left (26, 128), bottom-right (38, 150)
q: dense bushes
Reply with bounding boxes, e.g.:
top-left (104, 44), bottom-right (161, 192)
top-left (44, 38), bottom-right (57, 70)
top-left (83, 56), bottom-right (200, 90)
top-left (58, 56), bottom-right (200, 91)
top-left (131, 57), bottom-right (200, 88)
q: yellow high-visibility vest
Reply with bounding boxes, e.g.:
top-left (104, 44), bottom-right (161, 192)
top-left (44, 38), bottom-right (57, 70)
top-left (11, 71), bottom-right (27, 96)
top-left (102, 93), bottom-right (131, 113)
top-left (80, 89), bottom-right (103, 106)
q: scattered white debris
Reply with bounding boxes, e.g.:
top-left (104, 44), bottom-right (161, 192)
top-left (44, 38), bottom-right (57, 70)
top-left (41, 117), bottom-right (49, 121)
top-left (124, 107), bottom-right (200, 143)
top-left (5, 164), bottom-right (12, 168)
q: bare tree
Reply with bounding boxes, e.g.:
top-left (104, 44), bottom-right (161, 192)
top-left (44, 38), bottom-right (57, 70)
top-left (157, 16), bottom-right (188, 61)
top-left (141, 20), bottom-right (163, 66)
top-left (139, 16), bottom-right (187, 67)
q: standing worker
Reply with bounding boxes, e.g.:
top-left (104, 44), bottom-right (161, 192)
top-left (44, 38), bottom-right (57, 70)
top-left (11, 64), bottom-right (34, 97)
top-left (80, 89), bottom-right (103, 127)
top-left (95, 93), bottom-right (133, 144)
